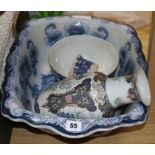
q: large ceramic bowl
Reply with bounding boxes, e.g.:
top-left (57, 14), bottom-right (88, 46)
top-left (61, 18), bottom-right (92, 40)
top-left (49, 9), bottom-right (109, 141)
top-left (1, 16), bottom-right (148, 138)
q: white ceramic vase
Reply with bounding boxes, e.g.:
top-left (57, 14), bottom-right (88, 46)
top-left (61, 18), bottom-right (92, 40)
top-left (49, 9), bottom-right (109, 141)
top-left (106, 67), bottom-right (150, 108)
top-left (35, 67), bottom-right (150, 119)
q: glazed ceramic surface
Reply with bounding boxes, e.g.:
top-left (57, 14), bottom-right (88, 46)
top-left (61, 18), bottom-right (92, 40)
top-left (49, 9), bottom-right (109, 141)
top-left (36, 72), bottom-right (113, 119)
top-left (36, 68), bottom-right (150, 120)
top-left (49, 35), bottom-right (118, 77)
top-left (68, 55), bottom-right (99, 77)
top-left (106, 66), bottom-right (150, 108)
top-left (134, 66), bottom-right (151, 106)
top-left (1, 16), bottom-right (148, 138)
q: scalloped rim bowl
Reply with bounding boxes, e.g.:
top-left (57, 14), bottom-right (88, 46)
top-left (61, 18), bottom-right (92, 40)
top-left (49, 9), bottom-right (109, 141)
top-left (1, 16), bottom-right (148, 138)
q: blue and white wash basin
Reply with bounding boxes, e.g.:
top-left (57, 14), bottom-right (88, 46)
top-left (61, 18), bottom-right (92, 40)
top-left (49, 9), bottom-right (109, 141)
top-left (1, 16), bottom-right (148, 138)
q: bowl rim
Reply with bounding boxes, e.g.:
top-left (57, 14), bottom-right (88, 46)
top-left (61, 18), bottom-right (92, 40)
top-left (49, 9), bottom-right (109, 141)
top-left (2, 109), bottom-right (147, 138)
top-left (1, 15), bottom-right (148, 138)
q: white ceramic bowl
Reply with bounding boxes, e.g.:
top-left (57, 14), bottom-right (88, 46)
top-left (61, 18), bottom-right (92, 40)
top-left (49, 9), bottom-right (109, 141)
top-left (135, 66), bottom-right (151, 106)
top-left (49, 35), bottom-right (118, 77)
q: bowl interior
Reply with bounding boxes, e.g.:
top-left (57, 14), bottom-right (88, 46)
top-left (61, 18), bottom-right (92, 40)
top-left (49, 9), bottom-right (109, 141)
top-left (49, 35), bottom-right (118, 77)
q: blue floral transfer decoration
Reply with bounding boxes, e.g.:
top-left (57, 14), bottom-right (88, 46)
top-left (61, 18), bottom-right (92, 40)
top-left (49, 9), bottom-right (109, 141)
top-left (45, 23), bottom-right (63, 45)
top-left (17, 56), bottom-right (32, 110)
top-left (65, 22), bottom-right (88, 36)
top-left (117, 42), bottom-right (135, 76)
top-left (127, 26), bottom-right (147, 73)
top-left (27, 40), bottom-right (38, 76)
top-left (72, 55), bottom-right (97, 76)
top-left (41, 70), bottom-right (65, 90)
top-left (91, 26), bottom-right (108, 40)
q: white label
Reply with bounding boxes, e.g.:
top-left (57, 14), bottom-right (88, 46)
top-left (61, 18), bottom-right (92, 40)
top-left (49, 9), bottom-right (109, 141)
top-left (65, 120), bottom-right (82, 132)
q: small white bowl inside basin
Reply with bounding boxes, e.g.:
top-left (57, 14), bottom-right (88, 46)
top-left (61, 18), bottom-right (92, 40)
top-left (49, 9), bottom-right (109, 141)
top-left (49, 35), bottom-right (119, 77)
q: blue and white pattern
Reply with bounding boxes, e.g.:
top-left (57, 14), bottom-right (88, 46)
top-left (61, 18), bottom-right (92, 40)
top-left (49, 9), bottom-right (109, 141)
top-left (65, 21), bottom-right (89, 36)
top-left (1, 16), bottom-right (148, 138)
top-left (115, 42), bottom-right (136, 77)
top-left (27, 40), bottom-right (38, 76)
top-left (91, 26), bottom-right (108, 40)
top-left (45, 23), bottom-right (63, 45)
top-left (41, 70), bottom-right (64, 90)
top-left (70, 55), bottom-right (98, 77)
